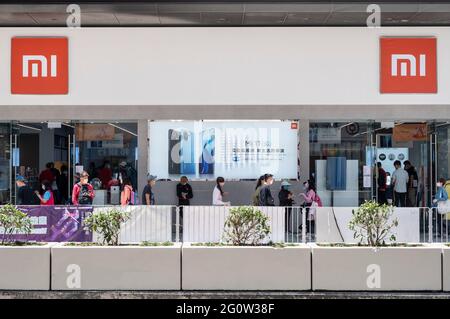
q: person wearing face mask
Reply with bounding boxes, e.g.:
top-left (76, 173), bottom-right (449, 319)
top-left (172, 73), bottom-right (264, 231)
top-left (176, 176), bottom-right (194, 206)
top-left (142, 175), bottom-right (157, 205)
top-left (72, 171), bottom-right (95, 206)
top-left (212, 177), bottom-right (230, 206)
top-left (258, 174), bottom-right (275, 206)
top-left (35, 180), bottom-right (55, 206)
top-left (300, 179), bottom-right (322, 236)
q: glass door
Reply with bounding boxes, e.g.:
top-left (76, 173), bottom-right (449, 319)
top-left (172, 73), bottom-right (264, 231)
top-left (372, 122), bottom-right (430, 207)
top-left (12, 122), bottom-right (75, 205)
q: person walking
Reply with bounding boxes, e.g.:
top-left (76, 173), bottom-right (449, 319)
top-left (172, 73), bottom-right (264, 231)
top-left (212, 177), bottom-right (230, 206)
top-left (120, 178), bottom-right (134, 206)
top-left (35, 180), bottom-right (55, 206)
top-left (142, 175), bottom-right (157, 205)
top-left (258, 174), bottom-right (275, 206)
top-left (404, 160), bottom-right (419, 207)
top-left (377, 162), bottom-right (388, 205)
top-left (176, 176), bottom-right (193, 206)
top-left (392, 160), bottom-right (409, 207)
top-left (71, 171), bottom-right (95, 205)
top-left (252, 175), bottom-right (265, 206)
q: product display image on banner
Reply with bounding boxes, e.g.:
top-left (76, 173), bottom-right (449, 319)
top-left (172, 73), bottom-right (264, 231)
top-left (149, 121), bottom-right (298, 179)
top-left (0, 206), bottom-right (93, 242)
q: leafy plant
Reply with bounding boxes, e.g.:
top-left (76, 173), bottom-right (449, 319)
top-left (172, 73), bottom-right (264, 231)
top-left (348, 201), bottom-right (398, 247)
top-left (223, 206), bottom-right (271, 246)
top-left (83, 208), bottom-right (130, 246)
top-left (0, 204), bottom-right (33, 245)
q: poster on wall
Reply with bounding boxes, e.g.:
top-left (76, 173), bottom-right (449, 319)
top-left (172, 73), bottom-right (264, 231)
top-left (366, 147), bottom-right (409, 176)
top-left (149, 121), bottom-right (298, 179)
top-left (393, 123), bottom-right (427, 142)
top-left (75, 124), bottom-right (115, 141)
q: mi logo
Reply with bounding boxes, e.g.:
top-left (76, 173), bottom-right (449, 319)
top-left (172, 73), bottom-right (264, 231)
top-left (11, 37), bottom-right (68, 94)
top-left (391, 54), bottom-right (426, 77)
top-left (22, 55), bottom-right (57, 78)
top-left (380, 37), bottom-right (436, 93)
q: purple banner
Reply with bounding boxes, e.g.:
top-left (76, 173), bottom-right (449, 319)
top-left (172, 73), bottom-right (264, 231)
top-left (1, 206), bottom-right (93, 242)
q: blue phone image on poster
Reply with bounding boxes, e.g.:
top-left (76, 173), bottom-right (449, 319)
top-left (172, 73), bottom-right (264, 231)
top-left (199, 128), bottom-right (215, 175)
top-left (180, 130), bottom-right (196, 175)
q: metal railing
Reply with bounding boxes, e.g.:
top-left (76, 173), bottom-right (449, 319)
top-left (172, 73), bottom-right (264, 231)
top-left (2, 205), bottom-right (450, 244)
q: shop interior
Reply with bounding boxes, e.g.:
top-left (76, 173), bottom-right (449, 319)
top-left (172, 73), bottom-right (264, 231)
top-left (1, 121), bottom-right (138, 205)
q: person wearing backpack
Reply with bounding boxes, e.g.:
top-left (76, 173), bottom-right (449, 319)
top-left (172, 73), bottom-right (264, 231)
top-left (121, 178), bottom-right (135, 206)
top-left (72, 171), bottom-right (95, 206)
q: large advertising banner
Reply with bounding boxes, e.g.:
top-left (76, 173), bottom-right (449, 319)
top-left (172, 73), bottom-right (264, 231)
top-left (0, 206), bottom-right (93, 242)
top-left (149, 121), bottom-right (298, 179)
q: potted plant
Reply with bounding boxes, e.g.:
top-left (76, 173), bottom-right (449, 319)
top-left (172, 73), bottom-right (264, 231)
top-left (182, 206), bottom-right (311, 290)
top-left (51, 208), bottom-right (181, 290)
top-left (311, 201), bottom-right (442, 291)
top-left (0, 204), bottom-right (52, 290)
top-left (443, 243), bottom-right (450, 291)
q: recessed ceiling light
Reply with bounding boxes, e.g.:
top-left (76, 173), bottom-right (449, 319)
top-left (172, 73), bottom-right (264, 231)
top-left (401, 19), bottom-right (409, 22)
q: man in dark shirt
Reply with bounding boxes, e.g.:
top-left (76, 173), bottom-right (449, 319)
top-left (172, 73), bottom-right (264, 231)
top-left (142, 175), bottom-right (157, 205)
top-left (377, 162), bottom-right (388, 205)
top-left (176, 176), bottom-right (194, 206)
top-left (404, 160), bottom-right (418, 207)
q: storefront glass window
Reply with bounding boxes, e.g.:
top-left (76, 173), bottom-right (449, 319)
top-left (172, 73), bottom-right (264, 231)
top-left (0, 123), bottom-right (11, 204)
top-left (75, 122), bottom-right (138, 195)
top-left (309, 121), bottom-right (373, 207)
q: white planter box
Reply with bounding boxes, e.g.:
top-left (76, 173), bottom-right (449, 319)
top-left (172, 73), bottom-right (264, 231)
top-left (51, 243), bottom-right (181, 290)
top-left (443, 246), bottom-right (450, 291)
top-left (0, 244), bottom-right (51, 290)
top-left (182, 243), bottom-right (311, 290)
top-left (311, 244), bottom-right (442, 291)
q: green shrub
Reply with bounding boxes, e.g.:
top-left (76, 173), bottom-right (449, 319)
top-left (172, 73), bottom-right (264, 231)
top-left (0, 204), bottom-right (32, 245)
top-left (83, 208), bottom-right (130, 246)
top-left (348, 200), bottom-right (398, 247)
top-left (223, 206), bottom-right (271, 246)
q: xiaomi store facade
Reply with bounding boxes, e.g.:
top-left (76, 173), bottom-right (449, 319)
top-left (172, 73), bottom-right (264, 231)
top-left (0, 26), bottom-right (450, 206)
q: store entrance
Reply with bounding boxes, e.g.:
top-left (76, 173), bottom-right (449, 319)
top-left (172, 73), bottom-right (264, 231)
top-left (74, 122), bottom-right (138, 205)
top-left (372, 122), bottom-right (430, 207)
top-left (12, 122), bottom-right (75, 205)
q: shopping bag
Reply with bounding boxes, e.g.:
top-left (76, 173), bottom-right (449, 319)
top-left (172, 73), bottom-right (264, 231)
top-left (437, 200), bottom-right (450, 214)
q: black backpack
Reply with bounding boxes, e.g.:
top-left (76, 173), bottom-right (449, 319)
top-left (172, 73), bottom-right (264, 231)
top-left (78, 183), bottom-right (92, 205)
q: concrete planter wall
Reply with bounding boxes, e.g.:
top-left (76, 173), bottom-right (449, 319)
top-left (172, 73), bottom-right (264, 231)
top-left (51, 243), bottom-right (181, 290)
top-left (0, 244), bottom-right (52, 290)
top-left (311, 244), bottom-right (442, 291)
top-left (182, 243), bottom-right (311, 290)
top-left (443, 246), bottom-right (450, 291)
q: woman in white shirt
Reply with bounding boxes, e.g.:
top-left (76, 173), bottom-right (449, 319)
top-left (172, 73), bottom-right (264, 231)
top-left (212, 176), bottom-right (230, 206)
